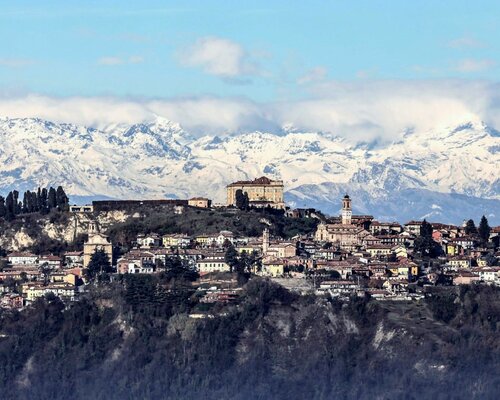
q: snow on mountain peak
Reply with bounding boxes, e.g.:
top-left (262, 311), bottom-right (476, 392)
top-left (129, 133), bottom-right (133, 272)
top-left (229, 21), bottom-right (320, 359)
top-left (0, 115), bottom-right (498, 222)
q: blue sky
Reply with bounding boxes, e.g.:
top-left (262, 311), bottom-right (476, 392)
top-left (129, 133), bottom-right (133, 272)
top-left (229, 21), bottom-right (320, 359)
top-left (0, 1), bottom-right (499, 138)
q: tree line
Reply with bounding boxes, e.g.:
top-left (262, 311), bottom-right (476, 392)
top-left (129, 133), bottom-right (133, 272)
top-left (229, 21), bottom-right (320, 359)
top-left (464, 215), bottom-right (492, 244)
top-left (0, 186), bottom-right (69, 221)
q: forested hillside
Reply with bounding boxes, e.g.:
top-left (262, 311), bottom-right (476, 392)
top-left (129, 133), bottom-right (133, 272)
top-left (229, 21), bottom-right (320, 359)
top-left (0, 276), bottom-right (498, 400)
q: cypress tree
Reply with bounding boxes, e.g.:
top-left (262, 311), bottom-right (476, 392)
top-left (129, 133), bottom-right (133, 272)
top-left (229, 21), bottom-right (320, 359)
top-left (31, 191), bottom-right (38, 212)
top-left (48, 187), bottom-right (57, 210)
top-left (5, 192), bottom-right (15, 221)
top-left (464, 219), bottom-right (477, 235)
top-left (478, 215), bottom-right (491, 245)
top-left (56, 186), bottom-right (69, 211)
top-left (40, 188), bottom-right (49, 214)
top-left (13, 190), bottom-right (20, 215)
top-left (0, 196), bottom-right (5, 218)
top-left (37, 187), bottom-right (42, 211)
top-left (22, 191), bottom-right (29, 213)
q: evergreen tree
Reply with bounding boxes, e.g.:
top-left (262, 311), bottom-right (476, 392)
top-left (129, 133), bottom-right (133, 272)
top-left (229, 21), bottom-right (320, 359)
top-left (5, 192), bottom-right (15, 221)
top-left (37, 187), bottom-right (42, 211)
top-left (48, 187), bottom-right (57, 210)
top-left (414, 219), bottom-right (441, 257)
top-left (85, 249), bottom-right (112, 281)
top-left (235, 189), bottom-right (246, 210)
top-left (31, 191), bottom-right (38, 212)
top-left (56, 186), bottom-right (69, 211)
top-left (0, 196), bottom-right (5, 218)
top-left (224, 244), bottom-right (239, 273)
top-left (464, 219), bottom-right (477, 235)
top-left (478, 215), bottom-right (491, 245)
top-left (22, 191), bottom-right (29, 213)
top-left (13, 190), bottom-right (20, 215)
top-left (40, 188), bottom-right (49, 214)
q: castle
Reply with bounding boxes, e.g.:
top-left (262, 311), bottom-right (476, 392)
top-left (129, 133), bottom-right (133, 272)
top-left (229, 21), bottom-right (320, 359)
top-left (226, 176), bottom-right (285, 209)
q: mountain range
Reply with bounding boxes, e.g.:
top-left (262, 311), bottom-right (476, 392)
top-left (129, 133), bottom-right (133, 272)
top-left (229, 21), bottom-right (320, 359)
top-left (0, 116), bottom-right (498, 224)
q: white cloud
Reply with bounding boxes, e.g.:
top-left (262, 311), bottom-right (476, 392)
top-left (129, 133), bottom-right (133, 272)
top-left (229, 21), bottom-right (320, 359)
top-left (0, 79), bottom-right (499, 143)
top-left (454, 59), bottom-right (496, 72)
top-left (448, 37), bottom-right (484, 49)
top-left (97, 56), bottom-right (144, 66)
top-left (178, 36), bottom-right (260, 80)
top-left (0, 58), bottom-right (34, 68)
top-left (297, 67), bottom-right (327, 85)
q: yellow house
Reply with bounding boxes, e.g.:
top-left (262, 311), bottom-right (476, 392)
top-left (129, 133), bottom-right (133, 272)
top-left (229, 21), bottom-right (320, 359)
top-left (409, 263), bottom-right (419, 277)
top-left (392, 245), bottom-right (408, 259)
top-left (195, 235), bottom-right (213, 246)
top-left (366, 245), bottom-right (393, 258)
top-left (236, 245), bottom-right (261, 255)
top-left (446, 243), bottom-right (460, 256)
top-left (261, 257), bottom-right (284, 277)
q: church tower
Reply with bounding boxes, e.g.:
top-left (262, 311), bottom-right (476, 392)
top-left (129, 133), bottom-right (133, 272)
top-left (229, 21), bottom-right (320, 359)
top-left (341, 194), bottom-right (352, 225)
top-left (88, 221), bottom-right (98, 235)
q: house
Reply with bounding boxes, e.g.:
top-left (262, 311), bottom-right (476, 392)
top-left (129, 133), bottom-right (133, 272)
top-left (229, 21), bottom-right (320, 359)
top-left (39, 255), bottom-right (62, 269)
top-left (8, 252), bottom-right (38, 265)
top-left (64, 251), bottom-right (84, 266)
top-left (266, 242), bottom-right (297, 258)
top-left (137, 233), bottom-right (162, 248)
top-left (117, 258), bottom-right (154, 274)
top-left (451, 236), bottom-right (475, 250)
top-left (448, 257), bottom-right (471, 270)
top-left (261, 257), bottom-right (285, 277)
top-left (197, 258), bottom-right (230, 274)
top-left (383, 279), bottom-right (408, 294)
top-left (475, 267), bottom-right (500, 284)
top-left (215, 231), bottom-right (235, 247)
top-left (392, 245), bottom-right (408, 259)
top-left (365, 244), bottom-right (393, 258)
top-left (314, 248), bottom-right (343, 261)
top-left (188, 197), bottom-right (212, 208)
top-left (368, 263), bottom-right (387, 277)
top-left (236, 243), bottom-right (262, 255)
top-left (404, 221), bottom-right (423, 235)
top-left (453, 271), bottom-right (480, 285)
top-left (317, 280), bottom-right (360, 296)
top-left (376, 235), bottom-right (405, 246)
top-left (25, 283), bottom-right (77, 302)
top-left (162, 234), bottom-right (192, 248)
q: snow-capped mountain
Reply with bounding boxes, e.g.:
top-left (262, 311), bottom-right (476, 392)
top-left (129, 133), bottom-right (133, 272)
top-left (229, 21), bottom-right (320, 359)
top-left (0, 116), bottom-right (498, 224)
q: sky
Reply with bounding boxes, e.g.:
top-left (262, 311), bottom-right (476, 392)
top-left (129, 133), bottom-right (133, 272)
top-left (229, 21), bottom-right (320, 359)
top-left (1, 0), bottom-right (500, 140)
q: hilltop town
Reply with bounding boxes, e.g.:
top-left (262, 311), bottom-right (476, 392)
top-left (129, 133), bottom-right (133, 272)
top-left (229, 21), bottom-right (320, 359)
top-left (0, 176), bottom-right (498, 311)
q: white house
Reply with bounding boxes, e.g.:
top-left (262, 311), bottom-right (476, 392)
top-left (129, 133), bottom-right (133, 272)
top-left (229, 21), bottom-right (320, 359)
top-left (8, 252), bottom-right (38, 265)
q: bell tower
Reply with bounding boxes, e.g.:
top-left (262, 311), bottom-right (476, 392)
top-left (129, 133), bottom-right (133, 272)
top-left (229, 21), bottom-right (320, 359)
top-left (341, 194), bottom-right (352, 225)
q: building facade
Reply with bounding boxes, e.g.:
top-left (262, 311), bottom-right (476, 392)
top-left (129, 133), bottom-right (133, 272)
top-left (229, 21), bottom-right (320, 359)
top-left (83, 223), bottom-right (113, 268)
top-left (226, 176), bottom-right (285, 209)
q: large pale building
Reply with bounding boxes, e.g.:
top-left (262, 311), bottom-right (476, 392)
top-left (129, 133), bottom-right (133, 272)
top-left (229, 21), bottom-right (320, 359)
top-left (226, 176), bottom-right (285, 209)
top-left (83, 223), bottom-right (113, 268)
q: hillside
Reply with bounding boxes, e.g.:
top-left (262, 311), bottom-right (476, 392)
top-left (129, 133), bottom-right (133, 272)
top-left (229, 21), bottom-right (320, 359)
top-left (0, 116), bottom-right (499, 224)
top-left (0, 278), bottom-right (498, 400)
top-left (0, 206), bottom-right (317, 253)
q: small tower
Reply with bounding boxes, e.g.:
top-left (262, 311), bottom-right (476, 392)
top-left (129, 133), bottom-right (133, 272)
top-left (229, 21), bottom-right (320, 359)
top-left (262, 228), bottom-right (270, 255)
top-left (88, 221), bottom-right (98, 235)
top-left (341, 194), bottom-right (352, 225)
